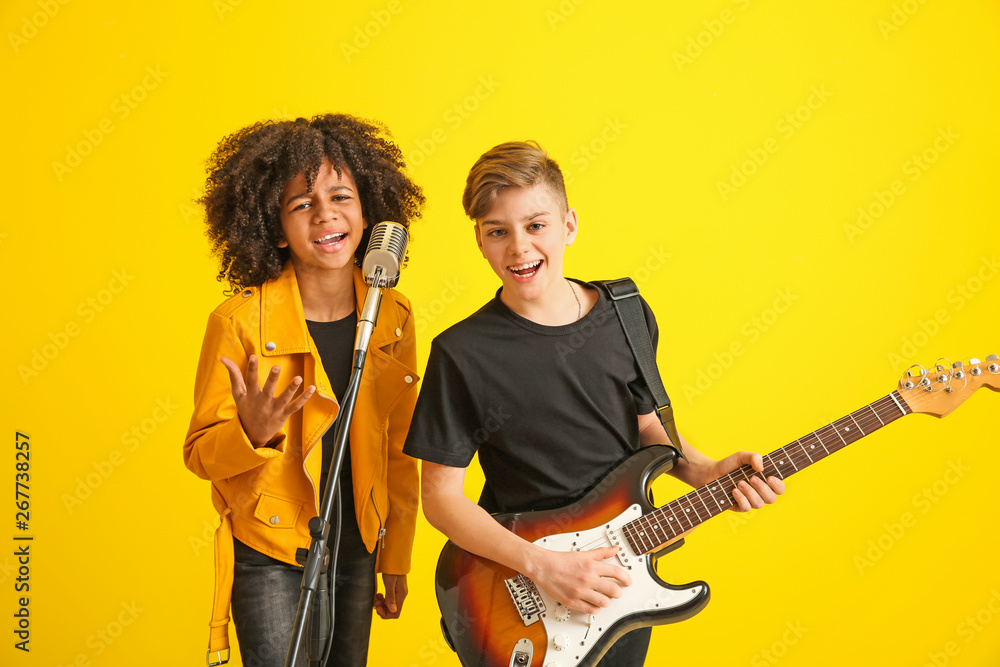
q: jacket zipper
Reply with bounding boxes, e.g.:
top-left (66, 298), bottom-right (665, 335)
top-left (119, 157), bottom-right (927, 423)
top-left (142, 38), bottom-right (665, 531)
top-left (372, 488), bottom-right (386, 549)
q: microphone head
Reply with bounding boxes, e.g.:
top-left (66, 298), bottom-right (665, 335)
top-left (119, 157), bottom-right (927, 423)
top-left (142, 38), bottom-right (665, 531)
top-left (363, 221), bottom-right (408, 288)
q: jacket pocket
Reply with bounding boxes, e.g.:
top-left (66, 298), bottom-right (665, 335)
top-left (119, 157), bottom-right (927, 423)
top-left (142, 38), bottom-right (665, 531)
top-left (252, 491), bottom-right (304, 529)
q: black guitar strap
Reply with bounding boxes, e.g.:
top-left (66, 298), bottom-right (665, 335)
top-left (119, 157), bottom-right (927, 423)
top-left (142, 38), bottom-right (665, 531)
top-left (594, 277), bottom-right (686, 462)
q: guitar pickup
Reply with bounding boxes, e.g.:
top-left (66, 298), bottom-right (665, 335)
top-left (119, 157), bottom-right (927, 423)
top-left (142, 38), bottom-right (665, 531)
top-left (504, 574), bottom-right (546, 626)
top-left (606, 527), bottom-right (636, 569)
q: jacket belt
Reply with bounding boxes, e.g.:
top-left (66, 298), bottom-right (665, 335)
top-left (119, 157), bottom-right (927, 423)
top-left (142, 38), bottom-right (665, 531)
top-left (207, 501), bottom-right (233, 665)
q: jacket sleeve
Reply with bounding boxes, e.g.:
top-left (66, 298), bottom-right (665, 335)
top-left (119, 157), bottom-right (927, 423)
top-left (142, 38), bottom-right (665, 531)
top-left (183, 310), bottom-right (287, 481)
top-left (378, 296), bottom-right (421, 575)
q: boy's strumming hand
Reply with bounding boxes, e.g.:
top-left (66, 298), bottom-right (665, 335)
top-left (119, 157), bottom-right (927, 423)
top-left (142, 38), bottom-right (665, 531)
top-left (220, 355), bottom-right (315, 448)
top-left (526, 545), bottom-right (632, 615)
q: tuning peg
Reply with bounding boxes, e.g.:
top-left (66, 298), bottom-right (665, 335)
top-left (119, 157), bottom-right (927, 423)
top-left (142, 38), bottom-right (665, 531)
top-left (952, 360), bottom-right (966, 379)
top-left (988, 354), bottom-right (999, 373)
top-left (987, 354), bottom-right (999, 361)
top-left (952, 361), bottom-right (964, 368)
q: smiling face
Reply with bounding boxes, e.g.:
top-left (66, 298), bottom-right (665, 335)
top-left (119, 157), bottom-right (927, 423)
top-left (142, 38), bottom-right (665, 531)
top-left (474, 183), bottom-right (579, 316)
top-left (277, 159), bottom-right (366, 281)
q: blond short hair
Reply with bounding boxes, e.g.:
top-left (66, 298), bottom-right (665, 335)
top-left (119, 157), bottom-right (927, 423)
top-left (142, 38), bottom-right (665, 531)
top-left (462, 141), bottom-right (568, 221)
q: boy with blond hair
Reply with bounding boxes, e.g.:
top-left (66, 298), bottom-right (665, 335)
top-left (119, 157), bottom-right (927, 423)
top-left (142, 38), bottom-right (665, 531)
top-left (404, 141), bottom-right (783, 666)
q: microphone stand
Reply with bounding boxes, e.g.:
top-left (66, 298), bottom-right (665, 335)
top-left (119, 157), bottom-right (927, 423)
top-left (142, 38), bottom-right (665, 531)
top-left (285, 268), bottom-right (386, 667)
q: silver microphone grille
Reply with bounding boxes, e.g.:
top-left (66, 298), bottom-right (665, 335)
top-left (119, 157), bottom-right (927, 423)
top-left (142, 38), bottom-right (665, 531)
top-left (363, 221), bottom-right (408, 288)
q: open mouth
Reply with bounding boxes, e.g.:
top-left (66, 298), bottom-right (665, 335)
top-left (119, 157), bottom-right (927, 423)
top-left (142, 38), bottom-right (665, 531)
top-left (507, 260), bottom-right (542, 279)
top-left (314, 232), bottom-right (347, 246)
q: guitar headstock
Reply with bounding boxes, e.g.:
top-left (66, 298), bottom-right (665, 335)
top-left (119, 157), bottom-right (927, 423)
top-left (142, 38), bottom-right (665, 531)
top-left (897, 354), bottom-right (999, 417)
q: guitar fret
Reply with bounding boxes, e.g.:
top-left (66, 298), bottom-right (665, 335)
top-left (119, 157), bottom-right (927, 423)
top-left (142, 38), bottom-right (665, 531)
top-left (698, 488), bottom-right (716, 521)
top-left (633, 520), bottom-right (652, 553)
top-left (831, 422), bottom-right (847, 448)
top-left (629, 518), bottom-right (645, 551)
top-left (797, 439), bottom-right (814, 463)
top-left (832, 416), bottom-right (860, 447)
top-left (707, 481), bottom-right (732, 511)
top-left (677, 495), bottom-right (697, 530)
top-left (809, 431), bottom-right (830, 456)
top-left (780, 445), bottom-right (799, 472)
top-left (664, 505), bottom-right (682, 536)
top-left (817, 425), bottom-right (843, 452)
top-left (638, 517), bottom-right (656, 552)
top-left (768, 449), bottom-right (797, 478)
top-left (805, 431), bottom-right (829, 457)
top-left (816, 424), bottom-right (846, 454)
top-left (847, 412), bottom-right (866, 436)
top-left (646, 513), bottom-right (673, 545)
top-left (633, 516), bottom-right (649, 551)
top-left (694, 486), bottom-right (713, 517)
top-left (650, 504), bottom-right (679, 545)
top-left (622, 523), bottom-right (642, 554)
top-left (640, 513), bottom-right (665, 548)
top-left (703, 485), bottom-right (725, 515)
top-left (867, 403), bottom-right (885, 426)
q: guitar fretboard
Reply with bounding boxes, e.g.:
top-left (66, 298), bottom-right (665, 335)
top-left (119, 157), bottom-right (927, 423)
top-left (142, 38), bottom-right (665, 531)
top-left (621, 391), bottom-right (913, 556)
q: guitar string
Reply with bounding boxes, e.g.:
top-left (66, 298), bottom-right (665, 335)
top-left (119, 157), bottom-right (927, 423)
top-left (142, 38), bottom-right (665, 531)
top-left (624, 378), bottom-right (990, 554)
top-left (558, 373), bottom-right (992, 559)
top-left (627, 402), bottom-right (900, 553)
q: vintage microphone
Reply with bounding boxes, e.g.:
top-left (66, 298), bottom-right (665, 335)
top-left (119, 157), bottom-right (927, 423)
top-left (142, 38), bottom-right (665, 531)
top-left (285, 222), bottom-right (408, 667)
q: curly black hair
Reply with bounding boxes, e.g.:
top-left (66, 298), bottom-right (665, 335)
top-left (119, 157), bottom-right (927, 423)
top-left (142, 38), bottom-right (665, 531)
top-left (200, 113), bottom-right (425, 290)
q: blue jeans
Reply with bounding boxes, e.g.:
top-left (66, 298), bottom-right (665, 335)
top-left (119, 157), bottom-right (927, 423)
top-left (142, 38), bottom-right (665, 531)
top-left (231, 526), bottom-right (377, 667)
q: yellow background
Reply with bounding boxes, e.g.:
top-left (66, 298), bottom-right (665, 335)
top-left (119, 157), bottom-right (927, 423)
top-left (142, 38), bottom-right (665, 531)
top-left (3, 1), bottom-right (999, 665)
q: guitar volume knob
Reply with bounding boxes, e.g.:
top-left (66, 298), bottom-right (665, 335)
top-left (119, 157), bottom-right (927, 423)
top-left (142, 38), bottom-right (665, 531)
top-left (552, 634), bottom-right (569, 650)
top-left (554, 606), bottom-right (571, 622)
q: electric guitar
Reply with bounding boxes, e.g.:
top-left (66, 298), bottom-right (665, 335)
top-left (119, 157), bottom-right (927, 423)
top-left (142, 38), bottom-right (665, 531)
top-left (434, 355), bottom-right (999, 667)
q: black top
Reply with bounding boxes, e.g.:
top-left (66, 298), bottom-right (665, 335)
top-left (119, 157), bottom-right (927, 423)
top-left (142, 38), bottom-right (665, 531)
top-left (306, 313), bottom-right (366, 556)
top-left (403, 280), bottom-right (658, 514)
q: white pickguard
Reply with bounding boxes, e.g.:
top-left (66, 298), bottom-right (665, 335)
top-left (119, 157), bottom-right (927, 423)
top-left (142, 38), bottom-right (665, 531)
top-left (528, 504), bottom-right (704, 667)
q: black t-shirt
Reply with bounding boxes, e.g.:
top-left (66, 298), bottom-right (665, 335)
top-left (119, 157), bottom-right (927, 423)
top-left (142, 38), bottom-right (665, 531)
top-left (402, 280), bottom-right (658, 514)
top-left (306, 313), bottom-right (367, 557)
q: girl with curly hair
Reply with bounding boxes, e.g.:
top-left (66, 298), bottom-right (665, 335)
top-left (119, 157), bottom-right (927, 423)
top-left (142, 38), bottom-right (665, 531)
top-left (184, 113), bottom-right (425, 667)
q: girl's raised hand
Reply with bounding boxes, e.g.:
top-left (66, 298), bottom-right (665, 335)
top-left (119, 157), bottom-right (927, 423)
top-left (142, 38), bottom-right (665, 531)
top-left (220, 355), bottom-right (315, 447)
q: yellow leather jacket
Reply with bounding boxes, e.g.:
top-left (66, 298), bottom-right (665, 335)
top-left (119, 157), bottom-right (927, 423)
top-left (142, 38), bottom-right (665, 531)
top-left (183, 263), bottom-right (419, 662)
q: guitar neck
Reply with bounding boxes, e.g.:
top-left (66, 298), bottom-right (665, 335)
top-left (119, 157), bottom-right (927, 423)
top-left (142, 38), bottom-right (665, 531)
top-left (622, 391), bottom-right (913, 556)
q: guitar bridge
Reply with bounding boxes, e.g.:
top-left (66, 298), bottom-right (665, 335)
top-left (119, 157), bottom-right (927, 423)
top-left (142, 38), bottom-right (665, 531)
top-left (504, 574), bottom-right (547, 626)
